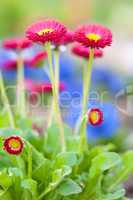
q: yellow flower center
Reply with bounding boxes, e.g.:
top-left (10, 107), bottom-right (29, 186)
top-left (37, 28), bottom-right (54, 36)
top-left (90, 111), bottom-right (99, 123)
top-left (9, 139), bottom-right (20, 149)
top-left (86, 33), bottom-right (101, 42)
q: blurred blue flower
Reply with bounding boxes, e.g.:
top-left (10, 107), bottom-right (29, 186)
top-left (63, 102), bottom-right (121, 141)
top-left (0, 49), bottom-right (16, 83)
top-left (91, 66), bottom-right (125, 95)
top-left (0, 48), bottom-right (125, 98)
top-left (60, 56), bottom-right (82, 91)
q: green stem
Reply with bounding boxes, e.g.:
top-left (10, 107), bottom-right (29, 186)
top-left (0, 70), bottom-right (15, 128)
top-left (54, 49), bottom-right (60, 95)
top-left (28, 145), bottom-right (32, 178)
top-left (47, 50), bottom-right (59, 128)
top-left (80, 48), bottom-right (94, 152)
top-left (17, 52), bottom-right (26, 118)
top-left (47, 99), bottom-right (54, 128)
top-left (79, 114), bottom-right (88, 153)
top-left (45, 42), bottom-right (66, 152)
top-left (82, 48), bottom-right (94, 116)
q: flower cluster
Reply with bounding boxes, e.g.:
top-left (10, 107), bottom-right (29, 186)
top-left (26, 19), bottom-right (112, 50)
top-left (1, 19), bottom-right (113, 148)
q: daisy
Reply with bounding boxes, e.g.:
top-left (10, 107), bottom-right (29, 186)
top-left (26, 51), bottom-right (47, 66)
top-left (88, 108), bottom-right (103, 126)
top-left (26, 20), bottom-right (67, 44)
top-left (25, 80), bottom-right (65, 93)
top-left (3, 38), bottom-right (32, 50)
top-left (72, 44), bottom-right (103, 59)
top-left (74, 24), bottom-right (112, 48)
top-left (3, 51), bottom-right (47, 70)
top-left (3, 136), bottom-right (24, 155)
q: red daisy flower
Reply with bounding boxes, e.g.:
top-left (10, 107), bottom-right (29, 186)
top-left (72, 44), bottom-right (103, 59)
top-left (26, 51), bottom-right (47, 66)
top-left (74, 24), bottom-right (112, 48)
top-left (3, 38), bottom-right (32, 50)
top-left (88, 108), bottom-right (103, 126)
top-left (3, 136), bottom-right (24, 155)
top-left (25, 80), bottom-right (65, 93)
top-left (26, 20), bottom-right (67, 44)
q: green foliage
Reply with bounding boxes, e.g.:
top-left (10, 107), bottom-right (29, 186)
top-left (0, 125), bottom-right (133, 200)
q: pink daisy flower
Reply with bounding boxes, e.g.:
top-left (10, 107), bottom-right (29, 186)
top-left (3, 136), bottom-right (24, 155)
top-left (25, 80), bottom-right (65, 93)
top-left (72, 44), bottom-right (103, 59)
top-left (3, 38), bottom-right (32, 50)
top-left (74, 24), bottom-right (112, 48)
top-left (26, 20), bottom-right (67, 44)
top-left (26, 51), bottom-right (47, 66)
top-left (3, 51), bottom-right (47, 70)
top-left (88, 108), bottom-right (103, 126)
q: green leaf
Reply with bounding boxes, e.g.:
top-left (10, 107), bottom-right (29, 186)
top-left (16, 117), bottom-right (32, 130)
top-left (108, 151), bottom-right (133, 192)
top-left (8, 156), bottom-right (26, 176)
top-left (33, 159), bottom-right (51, 183)
top-left (89, 152), bottom-right (122, 178)
top-left (66, 136), bottom-right (80, 152)
top-left (22, 142), bottom-right (45, 168)
top-left (0, 128), bottom-right (23, 137)
top-left (21, 179), bottom-right (38, 197)
top-left (44, 124), bottom-right (72, 157)
top-left (7, 167), bottom-right (24, 199)
top-left (25, 130), bottom-right (44, 152)
top-left (122, 151), bottom-right (133, 175)
top-left (55, 152), bottom-right (78, 168)
top-left (58, 178), bottom-right (82, 196)
top-left (102, 188), bottom-right (125, 200)
top-left (8, 167), bottom-right (23, 178)
top-left (0, 113), bottom-right (10, 128)
top-left (0, 169), bottom-right (12, 189)
top-left (40, 166), bottom-right (72, 197)
top-left (0, 136), bottom-right (4, 148)
top-left (52, 166), bottom-right (72, 184)
top-left (44, 124), bottom-right (61, 156)
top-left (0, 189), bottom-right (12, 200)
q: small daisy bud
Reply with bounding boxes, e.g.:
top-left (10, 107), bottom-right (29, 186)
top-left (88, 108), bottom-right (103, 126)
top-left (3, 136), bottom-right (24, 155)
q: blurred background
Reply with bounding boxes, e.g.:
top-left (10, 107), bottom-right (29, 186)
top-left (0, 0), bottom-right (133, 74)
top-left (0, 0), bottom-right (133, 129)
top-left (0, 1), bottom-right (133, 132)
